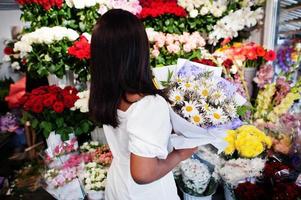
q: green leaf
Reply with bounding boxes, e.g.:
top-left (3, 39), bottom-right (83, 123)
top-left (32, 119), bottom-right (39, 129)
top-left (56, 118), bottom-right (64, 128)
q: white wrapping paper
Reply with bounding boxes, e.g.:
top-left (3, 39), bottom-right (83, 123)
top-left (169, 108), bottom-right (228, 153)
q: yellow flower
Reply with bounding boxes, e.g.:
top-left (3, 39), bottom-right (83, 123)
top-left (254, 83), bottom-right (276, 119)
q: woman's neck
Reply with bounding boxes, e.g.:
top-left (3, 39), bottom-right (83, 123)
top-left (118, 93), bottom-right (143, 112)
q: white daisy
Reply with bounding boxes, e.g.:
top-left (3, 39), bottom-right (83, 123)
top-left (190, 113), bottom-right (204, 126)
top-left (224, 102), bottom-right (238, 118)
top-left (208, 107), bottom-right (227, 125)
top-left (210, 90), bottom-right (227, 105)
top-left (169, 89), bottom-right (184, 104)
top-left (181, 101), bottom-right (199, 118)
top-left (198, 87), bottom-right (210, 99)
top-left (179, 81), bottom-right (194, 91)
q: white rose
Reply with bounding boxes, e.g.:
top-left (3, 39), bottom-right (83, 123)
top-left (98, 5), bottom-right (109, 15)
top-left (73, 0), bottom-right (85, 9)
top-left (65, 0), bottom-right (73, 7)
top-left (189, 9), bottom-right (198, 18)
top-left (11, 62), bottom-right (20, 70)
top-left (200, 7), bottom-right (209, 15)
top-left (86, 0), bottom-right (97, 7)
top-left (82, 33), bottom-right (92, 43)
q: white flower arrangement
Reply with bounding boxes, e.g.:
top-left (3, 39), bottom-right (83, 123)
top-left (208, 7), bottom-right (264, 45)
top-left (14, 26), bottom-right (79, 55)
top-left (65, 0), bottom-right (98, 9)
top-left (218, 158), bottom-right (265, 187)
top-left (80, 141), bottom-right (102, 152)
top-left (180, 159), bottom-right (211, 195)
top-left (83, 162), bottom-right (107, 191)
top-left (73, 90), bottom-right (90, 113)
top-left (177, 0), bottom-right (228, 18)
top-left (168, 74), bottom-right (239, 128)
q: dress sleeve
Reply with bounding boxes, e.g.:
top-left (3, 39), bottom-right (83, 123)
top-left (127, 95), bottom-right (172, 159)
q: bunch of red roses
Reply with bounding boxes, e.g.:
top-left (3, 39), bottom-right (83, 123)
top-left (68, 35), bottom-right (91, 60)
top-left (16, 0), bottom-right (63, 11)
top-left (235, 161), bottom-right (301, 200)
top-left (20, 85), bottom-right (79, 114)
top-left (139, 2), bottom-right (187, 19)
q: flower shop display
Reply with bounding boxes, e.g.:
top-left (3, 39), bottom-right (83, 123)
top-left (208, 7), bottom-right (264, 45)
top-left (13, 26), bottom-right (94, 81)
top-left (80, 141), bottom-right (102, 152)
top-left (19, 85), bottom-right (94, 140)
top-left (223, 125), bottom-right (272, 158)
top-left (146, 28), bottom-right (206, 67)
top-left (234, 159), bottom-right (301, 200)
top-left (276, 40), bottom-right (301, 81)
top-left (177, 158), bottom-right (217, 200)
top-left (82, 162), bottom-right (107, 200)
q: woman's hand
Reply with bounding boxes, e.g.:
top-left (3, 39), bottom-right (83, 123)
top-left (174, 147), bottom-right (198, 161)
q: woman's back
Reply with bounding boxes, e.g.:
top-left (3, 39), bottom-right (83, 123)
top-left (104, 95), bottom-right (179, 200)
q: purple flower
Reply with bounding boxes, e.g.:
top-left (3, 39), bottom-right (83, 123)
top-left (253, 64), bottom-right (274, 88)
top-left (0, 113), bottom-right (19, 133)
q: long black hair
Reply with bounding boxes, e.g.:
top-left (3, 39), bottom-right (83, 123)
top-left (89, 9), bottom-right (160, 128)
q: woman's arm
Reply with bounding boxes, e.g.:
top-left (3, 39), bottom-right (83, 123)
top-left (130, 147), bottom-right (197, 184)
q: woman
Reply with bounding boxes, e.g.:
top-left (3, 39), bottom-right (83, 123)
top-left (89, 9), bottom-right (196, 200)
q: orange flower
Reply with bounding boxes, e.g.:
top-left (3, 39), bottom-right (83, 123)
top-left (256, 46), bottom-right (266, 57)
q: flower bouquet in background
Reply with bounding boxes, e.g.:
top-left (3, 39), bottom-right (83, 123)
top-left (16, 0), bottom-right (77, 32)
top-left (13, 26), bottom-right (94, 81)
top-left (139, 1), bottom-right (188, 34)
top-left (82, 162), bottom-right (107, 200)
top-left (2, 39), bottom-right (27, 73)
top-left (19, 85), bottom-right (95, 140)
top-left (234, 159), bottom-right (301, 200)
top-left (44, 165), bottom-right (85, 200)
top-left (91, 144), bottom-right (113, 167)
top-left (223, 125), bottom-right (272, 159)
top-left (167, 62), bottom-right (246, 153)
top-left (276, 40), bottom-right (301, 81)
top-left (67, 33), bottom-right (91, 82)
top-left (219, 125), bottom-right (272, 200)
top-left (175, 158), bottom-right (218, 200)
top-left (214, 42), bottom-right (276, 99)
top-left (146, 28), bottom-right (206, 67)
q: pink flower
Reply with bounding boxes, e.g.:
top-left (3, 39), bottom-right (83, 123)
top-left (253, 64), bottom-right (274, 88)
top-left (167, 43), bottom-right (180, 54)
top-left (183, 43), bottom-right (192, 53)
top-left (151, 48), bottom-right (160, 58)
top-left (274, 76), bottom-right (290, 105)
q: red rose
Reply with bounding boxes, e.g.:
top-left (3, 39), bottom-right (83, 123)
top-left (63, 86), bottom-right (78, 95)
top-left (4, 47), bottom-right (13, 55)
top-left (48, 85), bottom-right (61, 93)
top-left (256, 46), bottom-right (266, 57)
top-left (264, 50), bottom-right (276, 61)
top-left (43, 94), bottom-right (57, 107)
top-left (222, 59), bottom-right (233, 70)
top-left (32, 102), bottom-right (43, 113)
top-left (53, 101), bottom-right (65, 113)
top-left (64, 95), bottom-right (76, 108)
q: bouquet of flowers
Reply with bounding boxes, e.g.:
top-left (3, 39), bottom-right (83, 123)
top-left (67, 34), bottom-right (91, 82)
top-left (91, 145), bottom-right (113, 166)
top-left (80, 141), bottom-right (102, 153)
top-left (19, 85), bottom-right (95, 140)
top-left (82, 162), bottom-right (107, 191)
top-left (14, 26), bottom-right (87, 80)
top-left (177, 158), bottom-right (219, 198)
top-left (146, 28), bottom-right (206, 67)
top-left (2, 39), bottom-right (26, 72)
top-left (224, 125), bottom-right (272, 158)
top-left (16, 0), bottom-right (77, 32)
top-left (234, 160), bottom-right (301, 200)
top-left (165, 60), bottom-right (246, 153)
top-left (139, 1), bottom-right (188, 34)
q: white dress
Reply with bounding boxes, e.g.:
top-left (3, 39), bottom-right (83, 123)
top-left (103, 95), bottom-right (180, 200)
